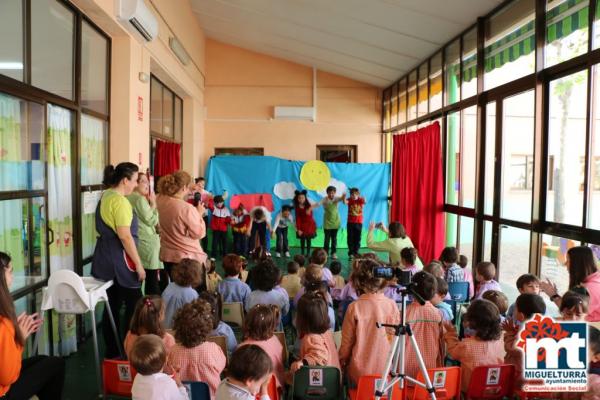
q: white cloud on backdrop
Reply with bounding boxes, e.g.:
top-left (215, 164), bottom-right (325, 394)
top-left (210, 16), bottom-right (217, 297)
top-left (273, 181), bottom-right (297, 200)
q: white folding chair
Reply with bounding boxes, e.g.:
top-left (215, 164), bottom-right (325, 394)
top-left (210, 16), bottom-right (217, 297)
top-left (40, 270), bottom-right (120, 397)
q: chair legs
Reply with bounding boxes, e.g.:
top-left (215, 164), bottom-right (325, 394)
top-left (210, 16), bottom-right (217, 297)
top-left (90, 308), bottom-right (103, 398)
top-left (103, 300), bottom-right (124, 358)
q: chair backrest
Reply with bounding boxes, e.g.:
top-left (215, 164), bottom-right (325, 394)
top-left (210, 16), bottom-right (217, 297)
top-left (292, 366), bottom-right (341, 400)
top-left (353, 375), bottom-right (404, 400)
top-left (102, 359), bottom-right (137, 397)
top-left (207, 335), bottom-right (228, 363)
top-left (332, 331), bottom-right (342, 350)
top-left (447, 282), bottom-right (470, 302)
top-left (46, 269), bottom-right (91, 313)
top-left (274, 331), bottom-right (288, 365)
top-left (222, 302), bottom-right (245, 327)
top-left (443, 300), bottom-right (459, 324)
top-left (465, 364), bottom-right (515, 399)
top-left (255, 374), bottom-right (278, 400)
top-left (412, 367), bottom-right (460, 400)
top-left (183, 381), bottom-right (211, 400)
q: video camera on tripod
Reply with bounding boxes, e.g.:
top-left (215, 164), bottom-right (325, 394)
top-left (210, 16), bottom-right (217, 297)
top-left (372, 267), bottom-right (425, 305)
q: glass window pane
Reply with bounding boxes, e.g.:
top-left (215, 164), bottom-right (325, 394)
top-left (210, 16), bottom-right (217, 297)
top-left (429, 53), bottom-right (442, 112)
top-left (398, 79), bottom-right (407, 125)
top-left (446, 111), bottom-right (460, 205)
top-left (31, 0), bottom-right (74, 99)
top-left (444, 40), bottom-right (461, 106)
top-left (459, 216), bottom-right (474, 262)
top-left (81, 114), bottom-right (106, 185)
top-left (81, 21), bottom-right (108, 114)
top-left (540, 234), bottom-right (581, 296)
top-left (590, 65), bottom-right (600, 229)
top-left (445, 212), bottom-right (458, 248)
top-left (547, 71), bottom-right (588, 226)
top-left (461, 106), bottom-right (477, 208)
top-left (484, 220), bottom-right (493, 261)
top-left (485, 102), bottom-right (496, 215)
top-left (462, 27), bottom-right (478, 99)
top-left (498, 225), bottom-right (530, 303)
top-left (150, 77), bottom-right (163, 135)
top-left (418, 63), bottom-right (428, 117)
top-left (0, 93), bottom-right (45, 191)
top-left (81, 190), bottom-right (101, 259)
top-left (408, 71), bottom-right (417, 121)
top-left (484, 0), bottom-right (535, 90)
top-left (502, 90), bottom-right (535, 222)
top-left (0, 0), bottom-right (23, 81)
top-left (174, 96), bottom-right (183, 142)
top-left (163, 89), bottom-right (173, 138)
top-left (545, 0), bottom-right (589, 68)
top-left (390, 84), bottom-right (398, 128)
top-left (594, 0), bottom-right (600, 48)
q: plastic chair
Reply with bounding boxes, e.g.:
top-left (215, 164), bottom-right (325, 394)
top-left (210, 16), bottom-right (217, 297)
top-left (207, 335), bottom-right (228, 363)
top-left (102, 359), bottom-right (137, 397)
top-left (183, 381), bottom-right (210, 400)
top-left (40, 270), bottom-right (120, 397)
top-left (274, 331), bottom-right (288, 365)
top-left (292, 366), bottom-right (341, 400)
top-left (411, 367), bottom-right (460, 400)
top-left (255, 374), bottom-right (278, 400)
top-left (222, 302), bottom-right (245, 327)
top-left (513, 389), bottom-right (560, 399)
top-left (348, 375), bottom-right (404, 400)
top-left (332, 330), bottom-right (342, 350)
top-left (448, 282), bottom-right (470, 302)
top-left (465, 364), bottom-right (515, 400)
top-left (282, 299), bottom-right (294, 327)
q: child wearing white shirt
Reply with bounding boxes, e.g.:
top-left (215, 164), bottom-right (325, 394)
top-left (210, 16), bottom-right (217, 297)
top-left (216, 345), bottom-right (273, 400)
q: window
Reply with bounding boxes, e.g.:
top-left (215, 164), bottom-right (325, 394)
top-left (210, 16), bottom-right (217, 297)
top-left (390, 84), bottom-right (398, 128)
top-left (484, 220), bottom-right (493, 261)
top-left (540, 234), bottom-right (580, 296)
top-left (446, 111), bottom-right (460, 205)
top-left (485, 102), bottom-right (496, 215)
top-left (459, 216), bottom-right (475, 261)
top-left (509, 155), bottom-right (534, 190)
top-left (445, 212), bottom-right (458, 247)
top-left (547, 70), bottom-right (587, 226)
top-left (215, 148), bottom-right (265, 156)
top-left (398, 79), bottom-right (407, 125)
top-left (0, 0), bottom-right (23, 82)
top-left (150, 76), bottom-right (183, 141)
top-left (461, 106), bottom-right (477, 208)
top-left (545, 0), bottom-right (589, 68)
top-left (418, 63), bottom-right (428, 117)
top-left (444, 40), bottom-right (461, 106)
top-left (429, 53), bottom-right (442, 112)
top-left (498, 225), bottom-right (530, 303)
top-left (589, 64), bottom-right (600, 229)
top-left (462, 27), bottom-right (478, 99)
top-left (317, 145), bottom-right (357, 163)
top-left (81, 21), bottom-right (108, 114)
top-left (408, 71), bottom-right (417, 121)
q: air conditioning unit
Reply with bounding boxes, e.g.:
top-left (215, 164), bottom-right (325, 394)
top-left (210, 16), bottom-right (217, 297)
top-left (273, 106), bottom-right (315, 121)
top-left (117, 0), bottom-right (158, 42)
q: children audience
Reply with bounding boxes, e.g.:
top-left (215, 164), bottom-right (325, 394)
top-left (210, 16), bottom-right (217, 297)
top-left (215, 345), bottom-right (273, 400)
top-left (293, 254), bottom-right (307, 278)
top-left (559, 291), bottom-right (588, 321)
top-left (423, 261), bottom-right (445, 279)
top-left (439, 247), bottom-right (464, 283)
top-left (444, 299), bottom-right (506, 393)
top-left (167, 299), bottom-right (226, 398)
top-left (206, 258), bottom-right (222, 293)
top-left (231, 204), bottom-right (251, 257)
top-left (199, 291), bottom-right (238, 354)
top-left (280, 261), bottom-right (302, 299)
top-left (474, 261), bottom-right (501, 299)
top-left (344, 188), bottom-right (366, 258)
top-left (245, 259), bottom-right (290, 318)
top-left (130, 334), bottom-right (188, 400)
top-left (458, 254), bottom-right (475, 299)
top-left (210, 195), bottom-right (231, 257)
top-left (124, 296), bottom-right (175, 360)
top-left (310, 248), bottom-right (335, 287)
top-left (431, 277), bottom-right (453, 321)
top-left (481, 290), bottom-right (509, 320)
top-left (330, 260), bottom-right (345, 299)
top-left (400, 247), bottom-right (419, 275)
top-left (293, 190), bottom-right (319, 256)
top-left (218, 254), bottom-right (251, 304)
top-left (272, 205), bottom-right (294, 258)
top-left (506, 273), bottom-right (540, 323)
top-left (162, 258), bottom-right (202, 328)
top-left (321, 186), bottom-right (345, 259)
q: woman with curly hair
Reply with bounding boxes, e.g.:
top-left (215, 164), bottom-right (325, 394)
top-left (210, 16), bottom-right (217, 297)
top-left (167, 299), bottom-right (226, 398)
top-left (443, 299), bottom-right (505, 393)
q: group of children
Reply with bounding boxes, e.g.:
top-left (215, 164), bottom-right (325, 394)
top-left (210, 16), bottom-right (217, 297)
top-left (122, 242), bottom-right (599, 400)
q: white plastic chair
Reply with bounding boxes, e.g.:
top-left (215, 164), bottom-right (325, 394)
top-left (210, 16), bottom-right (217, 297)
top-left (40, 269), bottom-right (121, 397)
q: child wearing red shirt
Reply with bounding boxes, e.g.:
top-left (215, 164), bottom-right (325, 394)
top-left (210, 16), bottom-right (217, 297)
top-left (209, 195), bottom-right (231, 257)
top-left (231, 204), bottom-right (251, 256)
top-left (345, 188), bottom-right (366, 258)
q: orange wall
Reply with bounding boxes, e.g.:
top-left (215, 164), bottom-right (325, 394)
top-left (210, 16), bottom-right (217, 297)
top-left (203, 39), bottom-right (382, 171)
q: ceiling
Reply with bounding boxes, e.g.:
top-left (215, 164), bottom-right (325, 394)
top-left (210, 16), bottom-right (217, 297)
top-left (190, 0), bottom-right (504, 87)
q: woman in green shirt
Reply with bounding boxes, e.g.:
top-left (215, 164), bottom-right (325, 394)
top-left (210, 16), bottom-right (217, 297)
top-left (367, 221), bottom-right (423, 268)
top-left (127, 173), bottom-right (162, 295)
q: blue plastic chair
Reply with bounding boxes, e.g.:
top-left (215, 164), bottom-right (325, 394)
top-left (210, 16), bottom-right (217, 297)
top-left (183, 381), bottom-right (210, 400)
top-left (448, 282), bottom-right (470, 302)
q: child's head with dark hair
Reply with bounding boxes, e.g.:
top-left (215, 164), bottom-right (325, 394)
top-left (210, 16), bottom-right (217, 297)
top-left (172, 258), bottom-right (203, 287)
top-left (129, 295), bottom-right (165, 337)
top-left (213, 195), bottom-right (224, 206)
top-left (173, 299), bottom-right (213, 348)
top-left (351, 258), bottom-right (388, 296)
top-left (329, 260), bottom-right (342, 276)
top-left (129, 334), bottom-right (167, 376)
top-left (243, 304), bottom-right (280, 341)
top-left (326, 186), bottom-right (336, 199)
top-left (349, 187), bottom-right (360, 197)
top-left (464, 299), bottom-right (502, 341)
top-left (388, 222), bottom-right (407, 239)
top-left (482, 290), bottom-right (509, 315)
top-left (293, 254), bottom-right (306, 267)
top-left (458, 255), bottom-right (468, 269)
top-left (228, 345), bottom-right (273, 394)
top-left (590, 326), bottom-right (600, 363)
top-left (281, 205), bottom-right (292, 218)
top-left (223, 254), bottom-right (243, 278)
top-left (310, 248), bottom-right (328, 266)
top-left (430, 277), bottom-right (448, 306)
top-left (253, 259), bottom-right (280, 291)
top-left (252, 207), bottom-right (265, 221)
top-left (411, 271), bottom-right (437, 301)
top-left (515, 293), bottom-right (546, 321)
top-left (439, 247), bottom-right (459, 265)
top-left (423, 261), bottom-right (444, 278)
top-left (559, 291), bottom-right (588, 321)
top-left (198, 291), bottom-right (223, 330)
top-left (293, 190), bottom-right (310, 208)
top-left (516, 274), bottom-right (540, 294)
top-left (476, 262), bottom-right (496, 282)
top-left (400, 247), bottom-right (417, 266)
top-left (287, 261), bottom-right (299, 274)
top-left (295, 291), bottom-right (330, 338)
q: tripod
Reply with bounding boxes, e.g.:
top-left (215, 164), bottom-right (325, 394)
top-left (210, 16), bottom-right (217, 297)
top-left (374, 285), bottom-right (437, 400)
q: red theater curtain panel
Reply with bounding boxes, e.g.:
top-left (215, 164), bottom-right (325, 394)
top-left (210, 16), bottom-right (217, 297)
top-left (391, 122), bottom-right (445, 263)
top-left (154, 139), bottom-right (181, 176)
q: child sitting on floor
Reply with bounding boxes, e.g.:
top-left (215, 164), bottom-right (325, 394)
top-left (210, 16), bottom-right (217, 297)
top-left (245, 259), bottom-right (289, 320)
top-left (458, 254), bottom-right (475, 299)
top-left (444, 299), bottom-right (506, 394)
top-left (200, 291), bottom-right (237, 354)
top-left (167, 299), bottom-right (226, 398)
top-left (431, 277), bottom-right (453, 321)
top-left (559, 291), bottom-right (588, 321)
top-left (206, 258), bottom-right (222, 293)
top-left (124, 295), bottom-right (175, 360)
top-left (281, 261), bottom-right (302, 299)
top-left (400, 247), bottom-right (419, 275)
top-left (215, 345), bottom-right (273, 400)
top-left (218, 254), bottom-right (251, 304)
top-left (474, 261), bottom-right (501, 299)
top-left (506, 273), bottom-right (540, 323)
top-left (130, 334), bottom-right (188, 400)
top-left (162, 258), bottom-right (202, 328)
top-left (439, 247), bottom-right (464, 283)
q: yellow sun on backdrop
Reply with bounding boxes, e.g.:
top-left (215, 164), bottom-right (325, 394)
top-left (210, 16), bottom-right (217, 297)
top-left (300, 160), bottom-right (331, 191)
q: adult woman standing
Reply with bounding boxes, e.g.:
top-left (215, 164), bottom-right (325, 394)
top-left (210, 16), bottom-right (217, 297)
top-left (127, 172), bottom-right (162, 295)
top-left (366, 221), bottom-right (424, 268)
top-left (541, 246), bottom-right (600, 322)
top-left (156, 171), bottom-right (207, 278)
top-left (92, 162), bottom-right (146, 358)
top-left (0, 252), bottom-right (65, 399)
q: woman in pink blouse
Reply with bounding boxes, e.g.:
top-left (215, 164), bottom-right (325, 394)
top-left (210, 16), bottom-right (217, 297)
top-left (156, 171), bottom-right (207, 281)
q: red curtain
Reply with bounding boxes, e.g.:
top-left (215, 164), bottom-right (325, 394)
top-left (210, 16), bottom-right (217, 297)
top-left (154, 139), bottom-right (181, 176)
top-left (391, 122), bottom-right (445, 264)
